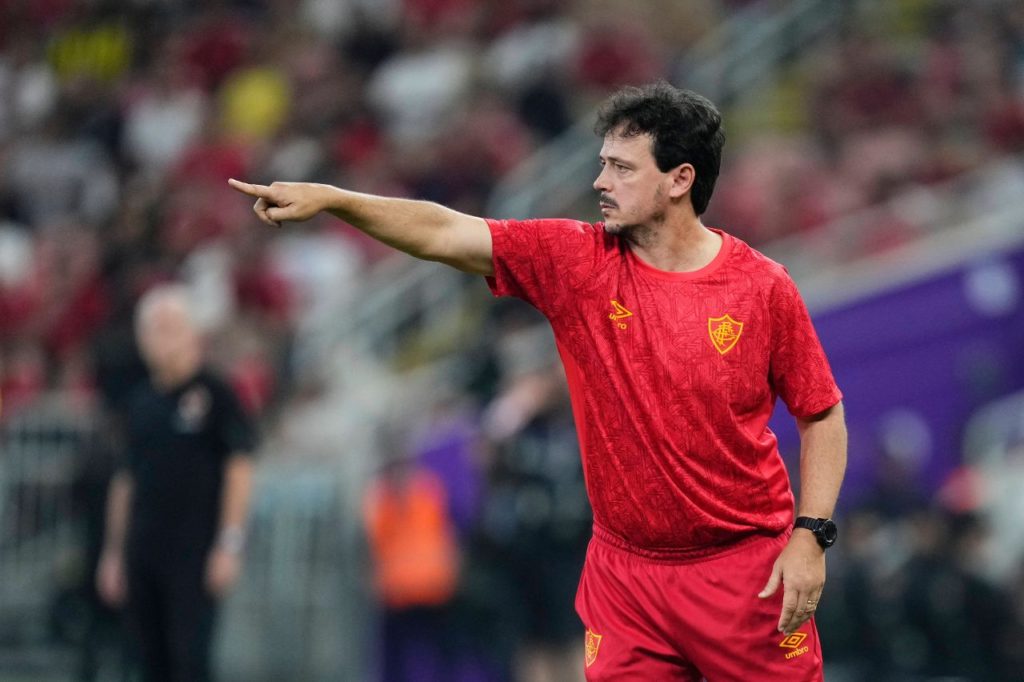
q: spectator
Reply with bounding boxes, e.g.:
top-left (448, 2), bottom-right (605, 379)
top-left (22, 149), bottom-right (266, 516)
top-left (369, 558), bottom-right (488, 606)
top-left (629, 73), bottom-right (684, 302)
top-left (364, 443), bottom-right (460, 682)
top-left (96, 284), bottom-right (257, 682)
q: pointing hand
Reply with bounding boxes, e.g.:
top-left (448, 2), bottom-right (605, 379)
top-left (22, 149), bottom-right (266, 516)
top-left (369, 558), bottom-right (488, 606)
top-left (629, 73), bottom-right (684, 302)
top-left (228, 179), bottom-right (328, 227)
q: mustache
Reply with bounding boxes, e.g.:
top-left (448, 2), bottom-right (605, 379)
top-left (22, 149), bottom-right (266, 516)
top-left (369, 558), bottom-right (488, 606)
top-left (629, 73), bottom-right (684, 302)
top-left (600, 195), bottom-right (618, 207)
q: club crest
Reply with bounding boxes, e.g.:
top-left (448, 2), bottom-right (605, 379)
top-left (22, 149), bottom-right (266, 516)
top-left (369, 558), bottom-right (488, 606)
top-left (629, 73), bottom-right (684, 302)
top-left (585, 628), bottom-right (602, 668)
top-left (708, 314), bottom-right (744, 355)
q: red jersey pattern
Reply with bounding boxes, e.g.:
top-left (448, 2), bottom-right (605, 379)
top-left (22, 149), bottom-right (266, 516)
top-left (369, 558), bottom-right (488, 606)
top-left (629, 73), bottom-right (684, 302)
top-left (486, 219), bottom-right (842, 558)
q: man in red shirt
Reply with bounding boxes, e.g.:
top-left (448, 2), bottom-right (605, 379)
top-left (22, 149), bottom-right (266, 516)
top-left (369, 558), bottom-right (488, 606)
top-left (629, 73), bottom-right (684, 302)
top-left (229, 81), bottom-right (847, 681)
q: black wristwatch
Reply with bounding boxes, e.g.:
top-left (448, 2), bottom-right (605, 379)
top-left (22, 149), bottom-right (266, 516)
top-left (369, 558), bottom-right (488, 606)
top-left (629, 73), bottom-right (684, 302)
top-left (794, 517), bottom-right (838, 549)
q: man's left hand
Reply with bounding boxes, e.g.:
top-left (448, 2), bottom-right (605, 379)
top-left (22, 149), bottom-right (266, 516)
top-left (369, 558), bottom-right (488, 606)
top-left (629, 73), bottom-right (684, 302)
top-left (757, 531), bottom-right (825, 635)
top-left (205, 547), bottom-right (243, 598)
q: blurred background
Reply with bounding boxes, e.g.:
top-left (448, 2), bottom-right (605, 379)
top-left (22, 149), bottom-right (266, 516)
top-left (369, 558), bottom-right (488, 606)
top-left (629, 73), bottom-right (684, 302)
top-left (1, 0), bottom-right (1023, 680)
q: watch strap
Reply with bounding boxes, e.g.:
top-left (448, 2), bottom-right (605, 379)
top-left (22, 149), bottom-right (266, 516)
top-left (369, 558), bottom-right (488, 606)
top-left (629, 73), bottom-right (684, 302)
top-left (794, 516), bottom-right (836, 549)
top-left (794, 516), bottom-right (824, 532)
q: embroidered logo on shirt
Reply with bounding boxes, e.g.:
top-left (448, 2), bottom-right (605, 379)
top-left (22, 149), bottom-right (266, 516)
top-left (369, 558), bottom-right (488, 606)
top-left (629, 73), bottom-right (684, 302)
top-left (779, 632), bottom-right (809, 660)
top-left (708, 314), bottom-right (744, 354)
top-left (585, 628), bottom-right (603, 667)
top-left (176, 386), bottom-right (211, 433)
top-left (608, 299), bottom-right (633, 329)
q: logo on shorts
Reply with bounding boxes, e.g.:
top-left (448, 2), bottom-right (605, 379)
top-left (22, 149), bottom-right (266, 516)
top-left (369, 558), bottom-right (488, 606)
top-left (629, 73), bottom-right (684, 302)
top-left (779, 632), bottom-right (809, 660)
top-left (708, 314), bottom-right (744, 354)
top-left (584, 628), bottom-right (603, 668)
top-left (609, 299), bottom-right (633, 329)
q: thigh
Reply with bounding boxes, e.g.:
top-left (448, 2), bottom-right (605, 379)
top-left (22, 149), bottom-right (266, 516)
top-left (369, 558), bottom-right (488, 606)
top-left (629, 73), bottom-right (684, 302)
top-left (126, 554), bottom-right (171, 682)
top-left (672, 533), bottom-right (824, 682)
top-left (163, 557), bottom-right (216, 682)
top-left (574, 540), bottom-right (702, 682)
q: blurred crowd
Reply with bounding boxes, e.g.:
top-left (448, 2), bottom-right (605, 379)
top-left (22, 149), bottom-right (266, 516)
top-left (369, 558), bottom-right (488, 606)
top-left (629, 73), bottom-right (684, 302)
top-left (819, 459), bottom-right (1024, 680)
top-left (1, 0), bottom-right (1024, 681)
top-left (362, 301), bottom-right (591, 682)
top-left (376, 307), bottom-right (1024, 682)
top-left (708, 0), bottom-right (1024, 251)
top-left (3, 0), bottom-right (1024, 412)
top-left (0, 0), bottom-right (723, 417)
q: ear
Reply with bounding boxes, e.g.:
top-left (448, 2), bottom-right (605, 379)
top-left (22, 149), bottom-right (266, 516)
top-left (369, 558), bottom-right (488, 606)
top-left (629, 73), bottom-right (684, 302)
top-left (668, 163), bottom-right (696, 200)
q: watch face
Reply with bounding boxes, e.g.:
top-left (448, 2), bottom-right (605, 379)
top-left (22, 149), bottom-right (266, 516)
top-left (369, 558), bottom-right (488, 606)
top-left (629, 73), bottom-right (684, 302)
top-left (820, 520), bottom-right (838, 546)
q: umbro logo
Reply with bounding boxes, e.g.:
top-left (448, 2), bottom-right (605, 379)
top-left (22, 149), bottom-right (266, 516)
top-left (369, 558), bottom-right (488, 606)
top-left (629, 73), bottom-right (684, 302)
top-left (779, 632), bottom-right (809, 660)
top-left (609, 299), bottom-right (633, 329)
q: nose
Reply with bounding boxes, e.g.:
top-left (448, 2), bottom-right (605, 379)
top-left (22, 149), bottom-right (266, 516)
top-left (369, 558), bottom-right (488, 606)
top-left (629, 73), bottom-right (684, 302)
top-left (593, 167), bottom-right (610, 193)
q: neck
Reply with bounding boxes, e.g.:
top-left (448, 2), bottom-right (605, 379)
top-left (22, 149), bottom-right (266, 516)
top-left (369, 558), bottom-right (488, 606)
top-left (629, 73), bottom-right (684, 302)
top-left (627, 213), bottom-right (721, 273)
top-left (152, 360), bottom-right (200, 390)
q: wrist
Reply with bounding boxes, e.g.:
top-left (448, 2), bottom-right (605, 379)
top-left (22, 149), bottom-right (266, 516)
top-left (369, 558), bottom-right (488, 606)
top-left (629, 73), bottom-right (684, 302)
top-left (318, 184), bottom-right (347, 212)
top-left (216, 526), bottom-right (246, 555)
top-left (101, 543), bottom-right (123, 559)
top-left (794, 516), bottom-right (838, 549)
top-left (792, 527), bottom-right (823, 547)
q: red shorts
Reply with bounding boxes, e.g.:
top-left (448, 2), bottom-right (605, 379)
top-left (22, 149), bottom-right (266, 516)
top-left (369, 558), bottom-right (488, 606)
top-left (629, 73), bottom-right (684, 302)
top-left (575, 528), bottom-right (823, 681)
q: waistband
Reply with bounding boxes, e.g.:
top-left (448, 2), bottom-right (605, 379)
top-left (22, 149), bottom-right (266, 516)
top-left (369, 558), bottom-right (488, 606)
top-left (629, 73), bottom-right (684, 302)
top-left (591, 522), bottom-right (786, 565)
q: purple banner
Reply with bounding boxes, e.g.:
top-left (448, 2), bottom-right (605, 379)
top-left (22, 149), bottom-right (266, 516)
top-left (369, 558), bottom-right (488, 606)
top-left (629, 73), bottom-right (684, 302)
top-left (770, 241), bottom-right (1024, 510)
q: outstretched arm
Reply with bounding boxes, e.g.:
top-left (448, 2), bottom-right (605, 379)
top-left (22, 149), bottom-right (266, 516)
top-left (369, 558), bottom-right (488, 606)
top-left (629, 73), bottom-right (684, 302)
top-left (758, 401), bottom-right (847, 634)
top-left (228, 179), bottom-right (494, 276)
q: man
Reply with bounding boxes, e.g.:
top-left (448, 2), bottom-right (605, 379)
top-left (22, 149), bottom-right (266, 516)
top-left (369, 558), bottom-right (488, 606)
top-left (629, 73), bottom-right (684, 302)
top-left (97, 285), bottom-right (257, 682)
top-left (229, 81), bottom-right (846, 681)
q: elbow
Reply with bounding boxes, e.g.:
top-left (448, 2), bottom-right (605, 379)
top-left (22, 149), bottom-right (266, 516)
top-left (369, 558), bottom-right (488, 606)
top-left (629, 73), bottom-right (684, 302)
top-left (806, 400), bottom-right (844, 423)
top-left (421, 221), bottom-right (457, 264)
top-left (796, 400), bottom-right (846, 435)
top-left (226, 454), bottom-right (254, 475)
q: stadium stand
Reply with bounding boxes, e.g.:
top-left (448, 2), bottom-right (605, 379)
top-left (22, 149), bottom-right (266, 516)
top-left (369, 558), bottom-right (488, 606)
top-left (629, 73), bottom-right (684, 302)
top-left (1, 0), bottom-right (1023, 680)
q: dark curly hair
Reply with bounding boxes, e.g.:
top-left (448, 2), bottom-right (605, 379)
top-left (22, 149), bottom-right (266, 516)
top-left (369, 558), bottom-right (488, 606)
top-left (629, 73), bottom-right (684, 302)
top-left (595, 81), bottom-right (725, 215)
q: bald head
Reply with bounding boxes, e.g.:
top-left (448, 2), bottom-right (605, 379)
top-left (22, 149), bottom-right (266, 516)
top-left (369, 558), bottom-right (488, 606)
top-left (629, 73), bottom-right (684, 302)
top-left (136, 284), bottom-right (195, 329)
top-left (135, 284), bottom-right (203, 385)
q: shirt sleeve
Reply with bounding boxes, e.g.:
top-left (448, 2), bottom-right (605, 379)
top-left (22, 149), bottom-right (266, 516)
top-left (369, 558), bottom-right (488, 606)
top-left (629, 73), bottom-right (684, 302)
top-left (769, 270), bottom-right (843, 419)
top-left (119, 388), bottom-right (144, 474)
top-left (485, 218), bottom-right (605, 317)
top-left (213, 379), bottom-right (259, 457)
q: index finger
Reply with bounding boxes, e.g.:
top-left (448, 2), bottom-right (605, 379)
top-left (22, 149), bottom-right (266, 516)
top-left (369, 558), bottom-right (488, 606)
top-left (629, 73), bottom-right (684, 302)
top-left (228, 178), bottom-right (271, 198)
top-left (778, 587), bottom-right (798, 633)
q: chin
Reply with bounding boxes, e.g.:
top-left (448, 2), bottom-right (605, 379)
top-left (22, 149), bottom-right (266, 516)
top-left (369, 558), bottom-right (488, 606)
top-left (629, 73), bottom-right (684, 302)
top-left (604, 221), bottom-right (639, 236)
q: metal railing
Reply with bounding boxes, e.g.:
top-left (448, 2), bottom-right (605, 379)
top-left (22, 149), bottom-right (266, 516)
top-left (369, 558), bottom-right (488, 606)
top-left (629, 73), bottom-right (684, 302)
top-left (487, 0), bottom-right (842, 221)
top-left (764, 155), bottom-right (1024, 310)
top-left (294, 1), bottom-right (846, 374)
top-left (0, 397), bottom-right (95, 643)
top-left (216, 463), bottom-right (372, 682)
top-left (679, 0), bottom-right (842, 106)
top-left (292, 253), bottom-right (471, 372)
top-left (0, 396), bottom-right (375, 681)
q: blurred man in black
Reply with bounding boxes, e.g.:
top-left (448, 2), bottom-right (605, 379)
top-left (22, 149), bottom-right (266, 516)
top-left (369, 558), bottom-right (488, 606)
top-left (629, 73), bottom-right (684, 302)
top-left (96, 284), bottom-right (257, 682)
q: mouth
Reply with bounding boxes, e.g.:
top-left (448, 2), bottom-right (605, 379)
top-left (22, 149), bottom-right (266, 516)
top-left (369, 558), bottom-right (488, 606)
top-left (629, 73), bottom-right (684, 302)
top-left (599, 203), bottom-right (616, 212)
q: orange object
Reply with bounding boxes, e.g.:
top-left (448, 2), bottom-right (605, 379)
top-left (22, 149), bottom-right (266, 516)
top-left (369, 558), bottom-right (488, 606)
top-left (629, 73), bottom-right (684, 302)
top-left (364, 468), bottom-right (458, 609)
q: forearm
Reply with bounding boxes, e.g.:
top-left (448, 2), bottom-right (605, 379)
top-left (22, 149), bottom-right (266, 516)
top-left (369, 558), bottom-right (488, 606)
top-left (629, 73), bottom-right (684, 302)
top-left (102, 472), bottom-right (133, 555)
top-left (216, 455), bottom-right (254, 551)
top-left (794, 402), bottom-right (847, 519)
top-left (229, 178), bottom-right (494, 274)
top-left (319, 185), bottom-right (473, 262)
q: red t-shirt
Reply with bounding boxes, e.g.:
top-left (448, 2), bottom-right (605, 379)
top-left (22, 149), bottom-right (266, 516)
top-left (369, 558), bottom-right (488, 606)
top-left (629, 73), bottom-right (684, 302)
top-left (486, 219), bottom-right (842, 559)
